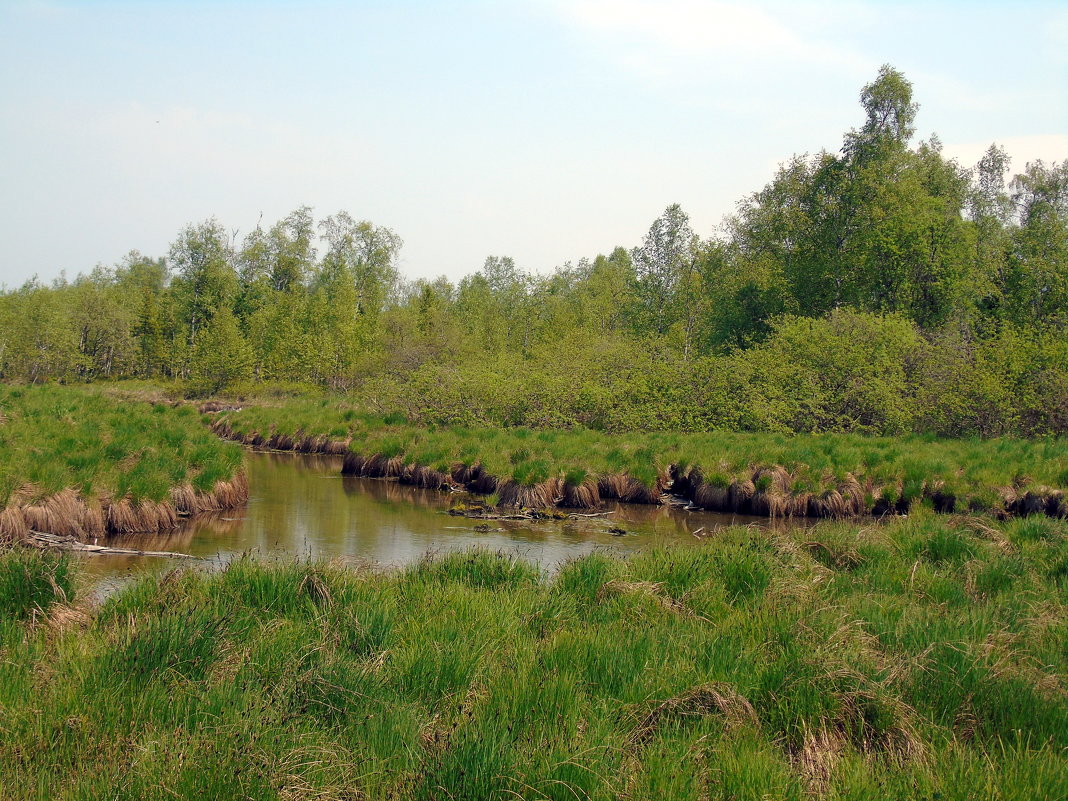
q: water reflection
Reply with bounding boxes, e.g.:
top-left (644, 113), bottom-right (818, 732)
top-left (81, 450), bottom-right (813, 587)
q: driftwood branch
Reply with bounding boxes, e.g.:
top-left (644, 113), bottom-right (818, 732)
top-left (445, 509), bottom-right (614, 522)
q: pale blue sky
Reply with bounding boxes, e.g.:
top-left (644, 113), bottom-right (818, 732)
top-left (1, 0), bottom-right (1065, 287)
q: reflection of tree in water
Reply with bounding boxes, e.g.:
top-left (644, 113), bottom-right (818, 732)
top-left (258, 451), bottom-right (343, 473)
top-left (341, 475), bottom-right (448, 510)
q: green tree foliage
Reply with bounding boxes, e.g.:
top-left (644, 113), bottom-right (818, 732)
top-left (0, 68), bottom-right (1064, 437)
top-left (189, 306), bottom-right (254, 394)
top-left (843, 63), bottom-right (918, 162)
top-left (719, 67), bottom-right (976, 334)
top-left (169, 219), bottom-right (238, 347)
top-left (318, 211), bottom-right (402, 324)
top-left (732, 310), bottom-right (923, 434)
top-left (631, 204), bottom-right (699, 344)
top-left (574, 248), bottom-right (637, 334)
top-left (1004, 160), bottom-right (1068, 325)
top-left (0, 278), bottom-right (84, 382)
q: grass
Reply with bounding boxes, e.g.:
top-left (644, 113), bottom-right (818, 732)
top-left (1, 512), bottom-right (1065, 799)
top-left (0, 384), bottom-right (245, 538)
top-left (213, 397), bottom-right (1068, 515)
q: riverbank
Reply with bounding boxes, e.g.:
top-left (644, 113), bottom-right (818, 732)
top-left (0, 385), bottom-right (247, 543)
top-left (2, 510), bottom-right (1065, 799)
top-left (211, 399), bottom-right (1068, 518)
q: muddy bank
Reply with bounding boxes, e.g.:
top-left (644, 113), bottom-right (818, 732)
top-left (210, 420), bottom-right (1068, 520)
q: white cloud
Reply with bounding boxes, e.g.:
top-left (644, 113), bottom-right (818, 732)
top-left (559, 0), bottom-right (802, 54)
top-left (542, 0), bottom-right (871, 78)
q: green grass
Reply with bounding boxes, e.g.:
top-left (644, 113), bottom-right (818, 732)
top-left (216, 398), bottom-right (1068, 511)
top-left (1, 513), bottom-right (1065, 799)
top-left (0, 384), bottom-right (243, 509)
top-left (0, 545), bottom-right (72, 621)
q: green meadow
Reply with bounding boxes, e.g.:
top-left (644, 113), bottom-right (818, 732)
top-left (0, 384), bottom-right (242, 509)
top-left (2, 510), bottom-right (1066, 800)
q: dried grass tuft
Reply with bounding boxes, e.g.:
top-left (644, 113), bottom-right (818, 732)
top-left (198, 401), bottom-right (238, 414)
top-left (23, 490), bottom-right (81, 538)
top-left (268, 432), bottom-right (296, 451)
top-left (341, 452), bottom-right (366, 476)
top-left (466, 471), bottom-right (499, 494)
top-left (0, 506), bottom-right (28, 542)
top-left (693, 481), bottom-right (731, 512)
top-left (839, 474), bottom-right (866, 515)
top-left (299, 570), bottom-right (333, 607)
top-left (802, 540), bottom-right (865, 571)
top-left (597, 473), bottom-right (628, 501)
top-left (560, 477), bottom-right (601, 509)
top-left (497, 478), bottom-right (563, 509)
top-left (954, 516), bottom-right (1016, 553)
top-left (833, 690), bottom-right (924, 764)
top-left (11, 470), bottom-right (248, 540)
top-left (668, 465), bottom-right (701, 499)
top-left (45, 602), bottom-right (92, 633)
top-left (729, 479), bottom-right (755, 513)
top-left (1047, 491), bottom-right (1067, 519)
top-left (1010, 489), bottom-right (1049, 517)
top-left (630, 682), bottom-right (758, 747)
top-left (794, 726), bottom-right (846, 795)
top-left (406, 465), bottom-right (451, 490)
top-left (597, 579), bottom-right (701, 618)
top-left (359, 453), bottom-right (405, 479)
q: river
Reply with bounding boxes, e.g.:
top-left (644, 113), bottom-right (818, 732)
top-left (81, 450), bottom-right (811, 589)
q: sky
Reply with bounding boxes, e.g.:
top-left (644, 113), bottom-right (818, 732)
top-left (0, 0), bottom-right (1065, 289)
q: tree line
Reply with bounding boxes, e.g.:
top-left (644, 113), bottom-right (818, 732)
top-left (1, 66), bottom-right (1065, 436)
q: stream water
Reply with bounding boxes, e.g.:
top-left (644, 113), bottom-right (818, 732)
top-left (81, 450), bottom-right (812, 590)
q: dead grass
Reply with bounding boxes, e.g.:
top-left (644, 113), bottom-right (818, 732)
top-left (497, 478), bottom-right (563, 509)
top-left (597, 579), bottom-right (694, 617)
top-left (630, 682), bottom-right (758, 747)
top-left (794, 725), bottom-right (847, 795)
top-left (5, 473), bottom-right (249, 540)
top-left (560, 476), bottom-right (601, 509)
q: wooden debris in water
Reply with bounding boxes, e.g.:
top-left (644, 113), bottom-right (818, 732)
top-left (446, 506), bottom-right (612, 522)
top-left (25, 530), bottom-right (203, 559)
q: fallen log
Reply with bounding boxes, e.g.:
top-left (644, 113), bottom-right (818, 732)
top-left (25, 530), bottom-right (204, 559)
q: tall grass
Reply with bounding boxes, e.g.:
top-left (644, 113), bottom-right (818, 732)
top-left (1, 514), bottom-right (1065, 799)
top-left (0, 545), bottom-right (71, 621)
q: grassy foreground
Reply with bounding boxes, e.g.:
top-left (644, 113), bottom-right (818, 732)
top-left (2, 512), bottom-right (1066, 799)
top-left (0, 384), bottom-right (245, 540)
top-left (213, 399), bottom-right (1068, 516)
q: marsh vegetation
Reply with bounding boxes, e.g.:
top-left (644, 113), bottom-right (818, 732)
top-left (2, 510), bottom-right (1066, 799)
